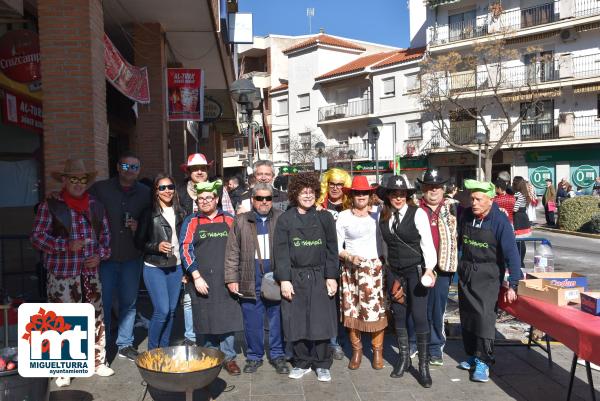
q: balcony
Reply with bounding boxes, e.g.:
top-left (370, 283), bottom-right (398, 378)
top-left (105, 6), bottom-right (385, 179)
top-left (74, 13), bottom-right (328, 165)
top-left (318, 98), bottom-right (371, 122)
top-left (428, 0), bottom-right (600, 46)
top-left (325, 142), bottom-right (371, 160)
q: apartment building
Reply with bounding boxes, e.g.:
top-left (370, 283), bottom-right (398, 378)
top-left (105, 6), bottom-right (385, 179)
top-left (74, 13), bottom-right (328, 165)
top-left (410, 0), bottom-right (600, 193)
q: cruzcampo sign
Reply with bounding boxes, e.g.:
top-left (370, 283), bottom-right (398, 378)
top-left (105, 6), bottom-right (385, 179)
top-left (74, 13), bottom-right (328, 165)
top-left (571, 165), bottom-right (597, 188)
top-left (530, 166), bottom-right (553, 189)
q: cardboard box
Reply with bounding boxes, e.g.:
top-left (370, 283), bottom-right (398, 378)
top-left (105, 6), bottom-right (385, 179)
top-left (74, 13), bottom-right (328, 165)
top-left (526, 272), bottom-right (588, 290)
top-left (518, 279), bottom-right (582, 306)
top-left (580, 292), bottom-right (600, 316)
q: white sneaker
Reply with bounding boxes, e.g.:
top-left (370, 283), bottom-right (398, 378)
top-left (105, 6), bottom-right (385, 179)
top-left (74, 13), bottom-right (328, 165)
top-left (96, 364), bottom-right (115, 377)
top-left (55, 377), bottom-right (71, 387)
top-left (288, 367), bottom-right (312, 379)
top-left (315, 368), bottom-right (331, 382)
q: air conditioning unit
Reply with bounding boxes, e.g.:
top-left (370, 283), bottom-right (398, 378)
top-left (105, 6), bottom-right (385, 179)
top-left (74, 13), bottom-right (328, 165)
top-left (560, 28), bottom-right (578, 43)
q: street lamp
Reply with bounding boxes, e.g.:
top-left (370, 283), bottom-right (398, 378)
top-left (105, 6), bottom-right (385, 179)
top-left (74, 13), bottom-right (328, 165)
top-left (315, 141), bottom-right (326, 176)
top-left (347, 149), bottom-right (356, 177)
top-left (367, 118), bottom-right (383, 184)
top-left (475, 132), bottom-right (486, 181)
top-left (230, 79), bottom-right (261, 168)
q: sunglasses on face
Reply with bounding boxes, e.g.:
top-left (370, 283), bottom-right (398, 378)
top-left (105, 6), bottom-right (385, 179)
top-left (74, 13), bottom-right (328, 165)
top-left (157, 184), bottom-right (175, 191)
top-left (66, 176), bottom-right (89, 185)
top-left (254, 196), bottom-right (273, 202)
top-left (352, 190), bottom-right (371, 196)
top-left (120, 163), bottom-right (140, 172)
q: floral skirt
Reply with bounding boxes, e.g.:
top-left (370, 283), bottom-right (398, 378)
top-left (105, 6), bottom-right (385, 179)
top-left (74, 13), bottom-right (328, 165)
top-left (341, 258), bottom-right (387, 332)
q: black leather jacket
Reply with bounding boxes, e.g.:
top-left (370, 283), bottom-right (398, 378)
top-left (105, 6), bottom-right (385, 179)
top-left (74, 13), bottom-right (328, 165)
top-left (135, 206), bottom-right (185, 267)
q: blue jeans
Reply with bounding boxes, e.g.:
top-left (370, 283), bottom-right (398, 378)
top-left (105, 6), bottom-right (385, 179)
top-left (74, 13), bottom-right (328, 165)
top-left (241, 297), bottom-right (285, 361)
top-left (100, 259), bottom-right (143, 349)
top-left (143, 264), bottom-right (183, 350)
top-left (204, 333), bottom-right (236, 362)
top-left (182, 290), bottom-right (196, 342)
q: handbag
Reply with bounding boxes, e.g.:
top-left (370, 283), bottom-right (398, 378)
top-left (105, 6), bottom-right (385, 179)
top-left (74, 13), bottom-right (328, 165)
top-left (255, 234), bottom-right (281, 301)
top-left (547, 201), bottom-right (557, 212)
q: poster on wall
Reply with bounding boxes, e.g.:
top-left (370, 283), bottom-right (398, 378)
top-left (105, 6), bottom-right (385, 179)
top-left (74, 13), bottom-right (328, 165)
top-left (167, 68), bottom-right (204, 121)
top-left (104, 34), bottom-right (150, 104)
top-left (0, 88), bottom-right (42, 134)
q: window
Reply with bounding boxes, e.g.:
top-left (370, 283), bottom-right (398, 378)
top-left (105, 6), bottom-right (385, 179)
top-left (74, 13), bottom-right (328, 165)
top-left (448, 10), bottom-right (476, 42)
top-left (520, 100), bottom-right (555, 141)
top-left (382, 77), bottom-right (395, 97)
top-left (299, 132), bottom-right (311, 150)
top-left (407, 121), bottom-right (422, 139)
top-left (279, 135), bottom-right (290, 152)
top-left (233, 137), bottom-right (245, 152)
top-left (298, 94), bottom-right (310, 111)
top-left (449, 109), bottom-right (477, 144)
top-left (277, 99), bottom-right (288, 116)
top-left (596, 95), bottom-right (599, 118)
top-left (405, 74), bottom-right (420, 92)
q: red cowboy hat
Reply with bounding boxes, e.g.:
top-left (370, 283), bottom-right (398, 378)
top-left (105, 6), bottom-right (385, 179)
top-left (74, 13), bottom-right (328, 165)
top-left (343, 175), bottom-right (377, 194)
top-left (179, 153), bottom-right (214, 173)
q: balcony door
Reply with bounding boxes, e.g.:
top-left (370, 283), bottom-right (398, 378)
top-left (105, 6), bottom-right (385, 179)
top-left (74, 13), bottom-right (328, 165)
top-left (524, 51), bottom-right (554, 84)
top-left (449, 108), bottom-right (477, 144)
top-left (449, 10), bottom-right (476, 42)
top-left (520, 100), bottom-right (555, 141)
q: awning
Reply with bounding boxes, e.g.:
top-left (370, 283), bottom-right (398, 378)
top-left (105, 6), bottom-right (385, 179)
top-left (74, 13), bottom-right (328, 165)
top-left (574, 83), bottom-right (600, 94)
top-left (503, 88), bottom-right (561, 102)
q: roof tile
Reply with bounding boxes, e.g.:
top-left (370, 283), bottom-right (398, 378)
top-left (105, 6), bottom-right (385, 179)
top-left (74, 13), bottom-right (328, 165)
top-left (372, 47), bottom-right (426, 69)
top-left (282, 34), bottom-right (366, 54)
top-left (315, 52), bottom-right (397, 80)
top-left (270, 83), bottom-right (288, 93)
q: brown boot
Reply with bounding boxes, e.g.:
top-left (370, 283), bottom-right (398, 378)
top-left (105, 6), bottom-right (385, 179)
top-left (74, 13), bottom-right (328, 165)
top-left (371, 330), bottom-right (384, 370)
top-left (348, 329), bottom-right (362, 370)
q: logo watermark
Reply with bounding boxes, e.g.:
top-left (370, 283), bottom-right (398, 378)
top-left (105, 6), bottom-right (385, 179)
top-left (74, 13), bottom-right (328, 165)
top-left (18, 303), bottom-right (95, 377)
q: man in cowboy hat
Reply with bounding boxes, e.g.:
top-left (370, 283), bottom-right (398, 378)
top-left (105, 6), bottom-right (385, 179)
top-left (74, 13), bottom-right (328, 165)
top-left (88, 151), bottom-right (150, 361)
top-left (410, 169), bottom-right (458, 367)
top-left (457, 179), bottom-right (521, 383)
top-left (31, 159), bottom-right (114, 386)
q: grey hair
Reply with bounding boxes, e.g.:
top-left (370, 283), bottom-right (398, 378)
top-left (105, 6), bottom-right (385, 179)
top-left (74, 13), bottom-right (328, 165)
top-left (252, 182), bottom-right (273, 197)
top-left (253, 160), bottom-right (275, 174)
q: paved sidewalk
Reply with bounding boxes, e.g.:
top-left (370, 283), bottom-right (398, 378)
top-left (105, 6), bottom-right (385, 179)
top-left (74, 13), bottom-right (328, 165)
top-left (49, 332), bottom-right (599, 401)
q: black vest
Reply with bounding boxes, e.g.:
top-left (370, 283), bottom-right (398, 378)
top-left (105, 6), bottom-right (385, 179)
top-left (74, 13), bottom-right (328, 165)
top-left (380, 206), bottom-right (423, 270)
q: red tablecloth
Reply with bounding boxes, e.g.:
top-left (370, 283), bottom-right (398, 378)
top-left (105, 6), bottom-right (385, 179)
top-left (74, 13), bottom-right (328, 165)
top-left (498, 289), bottom-right (600, 365)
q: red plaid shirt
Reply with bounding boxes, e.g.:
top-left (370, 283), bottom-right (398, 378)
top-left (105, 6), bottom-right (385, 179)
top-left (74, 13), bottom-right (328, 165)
top-left (31, 195), bottom-right (111, 278)
top-left (493, 193), bottom-right (515, 224)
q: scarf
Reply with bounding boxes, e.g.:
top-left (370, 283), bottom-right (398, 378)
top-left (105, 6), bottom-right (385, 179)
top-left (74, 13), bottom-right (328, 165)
top-left (61, 189), bottom-right (90, 214)
top-left (435, 199), bottom-right (458, 273)
top-left (186, 180), bottom-right (197, 201)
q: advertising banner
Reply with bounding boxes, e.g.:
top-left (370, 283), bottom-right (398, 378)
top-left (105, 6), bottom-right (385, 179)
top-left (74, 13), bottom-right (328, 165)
top-left (1, 88), bottom-right (42, 134)
top-left (104, 34), bottom-right (150, 104)
top-left (167, 68), bottom-right (204, 121)
top-left (0, 29), bottom-right (40, 84)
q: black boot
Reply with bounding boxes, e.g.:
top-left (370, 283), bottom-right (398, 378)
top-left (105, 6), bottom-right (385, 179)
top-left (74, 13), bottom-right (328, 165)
top-left (390, 328), bottom-right (411, 378)
top-left (416, 332), bottom-right (432, 388)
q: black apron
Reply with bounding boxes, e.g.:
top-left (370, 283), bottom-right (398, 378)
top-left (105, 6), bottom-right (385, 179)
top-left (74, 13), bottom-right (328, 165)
top-left (187, 215), bottom-right (243, 335)
top-left (458, 221), bottom-right (503, 340)
top-left (281, 212), bottom-right (337, 342)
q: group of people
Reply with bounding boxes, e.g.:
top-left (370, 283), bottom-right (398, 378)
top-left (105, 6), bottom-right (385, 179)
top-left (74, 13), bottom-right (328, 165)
top-left (31, 153), bottom-right (524, 389)
top-left (541, 176), bottom-right (600, 227)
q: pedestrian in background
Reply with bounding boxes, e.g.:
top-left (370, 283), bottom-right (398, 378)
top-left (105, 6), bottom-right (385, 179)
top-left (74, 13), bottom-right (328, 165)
top-left (336, 176), bottom-right (386, 370)
top-left (593, 176), bottom-right (600, 197)
top-left (274, 172), bottom-right (339, 382)
top-left (89, 151), bottom-right (150, 361)
top-left (512, 176), bottom-right (532, 269)
top-left (542, 178), bottom-right (557, 227)
top-left (494, 179), bottom-right (515, 224)
top-left (135, 174), bottom-right (185, 350)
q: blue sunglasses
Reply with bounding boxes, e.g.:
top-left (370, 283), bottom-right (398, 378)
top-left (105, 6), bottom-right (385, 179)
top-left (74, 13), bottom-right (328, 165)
top-left (120, 163), bottom-right (140, 172)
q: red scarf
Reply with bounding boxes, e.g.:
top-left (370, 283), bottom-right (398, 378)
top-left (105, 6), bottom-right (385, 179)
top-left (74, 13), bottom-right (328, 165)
top-left (61, 189), bottom-right (90, 213)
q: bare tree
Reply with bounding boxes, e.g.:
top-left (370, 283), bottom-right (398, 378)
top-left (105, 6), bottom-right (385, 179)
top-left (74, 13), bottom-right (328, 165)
top-left (419, 37), bottom-right (555, 180)
top-left (288, 131), bottom-right (350, 168)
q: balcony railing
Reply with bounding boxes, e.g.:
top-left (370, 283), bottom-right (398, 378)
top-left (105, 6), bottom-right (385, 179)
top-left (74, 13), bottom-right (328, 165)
top-left (325, 142), bottom-right (371, 159)
top-left (573, 114), bottom-right (600, 137)
top-left (318, 98), bottom-right (371, 122)
top-left (519, 120), bottom-right (558, 141)
top-left (428, 0), bottom-right (600, 46)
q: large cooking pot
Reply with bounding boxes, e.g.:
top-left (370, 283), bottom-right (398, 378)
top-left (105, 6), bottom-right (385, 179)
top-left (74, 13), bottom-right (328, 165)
top-left (0, 347), bottom-right (49, 401)
top-left (135, 346), bottom-right (224, 394)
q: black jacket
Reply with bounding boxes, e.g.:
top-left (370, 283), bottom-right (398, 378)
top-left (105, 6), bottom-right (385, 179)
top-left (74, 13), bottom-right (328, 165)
top-left (135, 206), bottom-right (185, 267)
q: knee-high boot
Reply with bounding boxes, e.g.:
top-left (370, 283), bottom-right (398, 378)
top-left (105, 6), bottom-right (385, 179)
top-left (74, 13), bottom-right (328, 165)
top-left (417, 332), bottom-right (432, 388)
top-left (371, 330), bottom-right (384, 370)
top-left (390, 328), bottom-right (411, 378)
top-left (348, 329), bottom-right (362, 370)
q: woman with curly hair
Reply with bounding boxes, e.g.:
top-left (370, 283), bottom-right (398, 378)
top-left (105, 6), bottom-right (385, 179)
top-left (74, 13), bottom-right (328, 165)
top-left (273, 172), bottom-right (339, 382)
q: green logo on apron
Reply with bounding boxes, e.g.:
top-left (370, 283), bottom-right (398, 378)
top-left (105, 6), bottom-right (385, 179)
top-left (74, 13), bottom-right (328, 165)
top-left (463, 235), bottom-right (489, 249)
top-left (292, 237), bottom-right (323, 247)
top-left (198, 230), bottom-right (229, 239)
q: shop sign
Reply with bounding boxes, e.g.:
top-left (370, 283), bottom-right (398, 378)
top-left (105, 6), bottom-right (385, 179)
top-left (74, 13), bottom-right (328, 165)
top-left (104, 34), bottom-right (149, 104)
top-left (203, 96), bottom-right (222, 122)
top-left (0, 29), bottom-right (41, 83)
top-left (353, 161), bottom-right (393, 172)
top-left (167, 68), bottom-right (204, 121)
top-left (571, 165), bottom-right (597, 188)
top-left (526, 149), bottom-right (599, 163)
top-left (1, 88), bottom-right (42, 134)
top-left (530, 166), bottom-right (553, 189)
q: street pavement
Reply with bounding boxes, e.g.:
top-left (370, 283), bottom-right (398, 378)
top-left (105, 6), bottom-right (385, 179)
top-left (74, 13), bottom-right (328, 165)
top-left (47, 228), bottom-right (600, 401)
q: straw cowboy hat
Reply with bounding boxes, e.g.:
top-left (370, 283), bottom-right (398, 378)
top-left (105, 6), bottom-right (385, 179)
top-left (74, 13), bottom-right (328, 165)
top-left (50, 159), bottom-right (97, 182)
top-left (343, 175), bottom-right (377, 194)
top-left (179, 153), bottom-right (214, 173)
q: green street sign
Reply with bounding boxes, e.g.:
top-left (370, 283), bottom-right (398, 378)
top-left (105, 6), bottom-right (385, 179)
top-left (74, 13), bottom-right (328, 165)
top-left (530, 166), bottom-right (553, 189)
top-left (572, 165), bottom-right (597, 188)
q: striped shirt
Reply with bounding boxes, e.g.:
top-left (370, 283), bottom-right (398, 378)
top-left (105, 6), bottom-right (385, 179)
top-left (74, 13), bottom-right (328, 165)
top-left (513, 192), bottom-right (527, 211)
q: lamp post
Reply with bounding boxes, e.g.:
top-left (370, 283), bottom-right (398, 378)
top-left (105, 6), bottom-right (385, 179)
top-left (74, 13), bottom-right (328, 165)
top-left (367, 118), bottom-right (383, 184)
top-left (475, 132), bottom-right (486, 181)
top-left (230, 79), bottom-right (260, 169)
top-left (315, 141), bottom-right (325, 176)
top-left (347, 149), bottom-right (356, 177)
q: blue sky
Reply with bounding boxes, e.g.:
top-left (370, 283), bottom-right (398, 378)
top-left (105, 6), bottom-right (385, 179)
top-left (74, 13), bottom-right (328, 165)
top-left (238, 0), bottom-right (411, 48)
